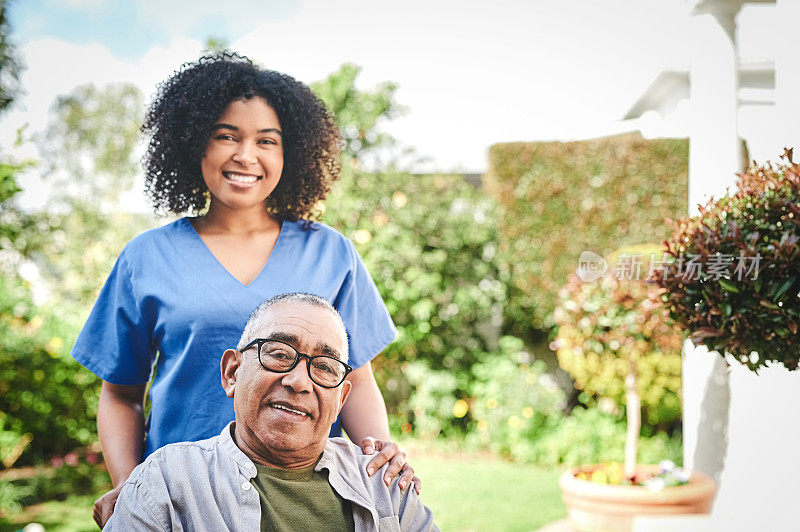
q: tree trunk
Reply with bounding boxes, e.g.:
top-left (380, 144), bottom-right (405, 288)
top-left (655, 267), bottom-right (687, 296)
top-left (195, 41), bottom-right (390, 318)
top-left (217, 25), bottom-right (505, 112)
top-left (624, 363), bottom-right (641, 480)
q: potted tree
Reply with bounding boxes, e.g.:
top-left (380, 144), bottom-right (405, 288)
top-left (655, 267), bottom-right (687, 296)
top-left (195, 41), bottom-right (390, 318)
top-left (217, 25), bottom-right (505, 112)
top-left (652, 149), bottom-right (800, 372)
top-left (554, 245), bottom-right (715, 532)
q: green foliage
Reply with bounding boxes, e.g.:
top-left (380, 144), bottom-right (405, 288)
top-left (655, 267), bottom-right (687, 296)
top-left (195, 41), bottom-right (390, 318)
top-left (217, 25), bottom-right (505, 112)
top-left (0, 478), bottom-right (32, 515)
top-left (0, 86), bottom-right (149, 464)
top-left (322, 168), bottom-right (508, 434)
top-left (0, 162), bottom-right (98, 464)
top-left (467, 337), bottom-right (567, 461)
top-left (0, 494), bottom-right (102, 531)
top-left (554, 245), bottom-right (683, 428)
top-left (30, 206), bottom-right (156, 313)
top-left (41, 83), bottom-right (144, 203)
top-left (403, 361), bottom-right (460, 439)
top-left (0, 449), bottom-right (108, 515)
top-left (0, 272), bottom-right (100, 463)
top-left (203, 36), bottom-right (230, 53)
top-left (311, 64), bottom-right (402, 160)
top-left (0, 413), bottom-right (31, 470)
top-left (0, 160), bottom-right (20, 202)
top-left (0, 0), bottom-right (22, 116)
top-left (33, 81), bottom-right (157, 312)
top-left (0, 157), bottom-right (37, 254)
top-left (485, 134), bottom-right (688, 333)
top-left (532, 407), bottom-right (682, 467)
top-left (655, 149), bottom-right (800, 371)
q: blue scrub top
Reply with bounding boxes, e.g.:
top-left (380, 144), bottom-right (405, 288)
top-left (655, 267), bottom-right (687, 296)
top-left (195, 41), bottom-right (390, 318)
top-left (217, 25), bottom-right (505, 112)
top-left (71, 217), bottom-right (396, 458)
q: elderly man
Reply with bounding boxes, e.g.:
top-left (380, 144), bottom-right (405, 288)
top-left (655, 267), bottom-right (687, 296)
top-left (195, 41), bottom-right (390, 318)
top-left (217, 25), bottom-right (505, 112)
top-left (105, 293), bottom-right (437, 531)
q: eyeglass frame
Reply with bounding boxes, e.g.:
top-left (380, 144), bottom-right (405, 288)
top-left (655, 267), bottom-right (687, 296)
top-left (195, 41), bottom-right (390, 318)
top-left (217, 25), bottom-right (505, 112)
top-left (239, 338), bottom-right (353, 388)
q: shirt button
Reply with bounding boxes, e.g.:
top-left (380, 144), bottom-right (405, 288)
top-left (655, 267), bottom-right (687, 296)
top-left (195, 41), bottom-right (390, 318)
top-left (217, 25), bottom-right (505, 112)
top-left (241, 482), bottom-right (252, 491)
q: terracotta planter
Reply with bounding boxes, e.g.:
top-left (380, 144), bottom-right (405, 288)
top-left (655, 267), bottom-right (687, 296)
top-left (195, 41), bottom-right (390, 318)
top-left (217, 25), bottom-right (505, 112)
top-left (559, 465), bottom-right (715, 532)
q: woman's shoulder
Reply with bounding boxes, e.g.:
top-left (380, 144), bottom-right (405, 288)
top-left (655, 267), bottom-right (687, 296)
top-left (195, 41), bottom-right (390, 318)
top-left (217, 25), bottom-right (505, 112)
top-left (122, 217), bottom-right (190, 253)
top-left (284, 219), bottom-right (355, 252)
top-left (117, 217), bottom-right (191, 267)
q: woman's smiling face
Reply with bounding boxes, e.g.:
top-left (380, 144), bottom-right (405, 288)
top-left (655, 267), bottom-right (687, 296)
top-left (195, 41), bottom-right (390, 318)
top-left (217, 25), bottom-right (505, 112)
top-left (200, 97), bottom-right (284, 212)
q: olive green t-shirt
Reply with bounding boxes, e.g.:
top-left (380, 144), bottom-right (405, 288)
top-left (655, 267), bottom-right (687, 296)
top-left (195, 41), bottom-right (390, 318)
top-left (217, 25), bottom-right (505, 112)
top-left (250, 460), bottom-right (355, 532)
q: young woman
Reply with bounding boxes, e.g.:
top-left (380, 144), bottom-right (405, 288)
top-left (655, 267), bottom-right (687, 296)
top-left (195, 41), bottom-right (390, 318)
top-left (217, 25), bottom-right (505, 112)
top-left (71, 53), bottom-right (417, 527)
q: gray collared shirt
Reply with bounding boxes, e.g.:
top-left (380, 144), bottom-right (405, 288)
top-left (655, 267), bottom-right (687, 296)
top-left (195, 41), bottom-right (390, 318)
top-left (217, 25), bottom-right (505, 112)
top-left (105, 422), bottom-right (438, 531)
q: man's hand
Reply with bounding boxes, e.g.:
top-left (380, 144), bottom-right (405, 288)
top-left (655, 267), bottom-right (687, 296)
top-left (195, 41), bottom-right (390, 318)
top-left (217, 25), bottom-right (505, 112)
top-left (360, 436), bottom-right (421, 494)
top-left (93, 484), bottom-right (123, 529)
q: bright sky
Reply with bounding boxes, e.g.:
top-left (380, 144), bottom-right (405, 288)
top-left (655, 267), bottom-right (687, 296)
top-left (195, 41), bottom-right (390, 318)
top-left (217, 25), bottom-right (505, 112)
top-left (2, 0), bottom-right (776, 209)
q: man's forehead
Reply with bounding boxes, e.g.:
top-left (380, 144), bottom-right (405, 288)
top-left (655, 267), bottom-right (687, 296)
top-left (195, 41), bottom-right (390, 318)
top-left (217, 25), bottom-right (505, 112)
top-left (257, 302), bottom-right (346, 350)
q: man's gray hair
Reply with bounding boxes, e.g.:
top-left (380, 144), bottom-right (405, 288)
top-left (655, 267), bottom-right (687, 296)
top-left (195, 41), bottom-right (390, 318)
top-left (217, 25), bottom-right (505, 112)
top-left (237, 293), bottom-right (349, 361)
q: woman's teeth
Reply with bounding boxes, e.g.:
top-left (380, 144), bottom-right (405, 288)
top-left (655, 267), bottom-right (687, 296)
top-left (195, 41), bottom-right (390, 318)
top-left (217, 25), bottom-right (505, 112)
top-left (224, 172), bottom-right (259, 184)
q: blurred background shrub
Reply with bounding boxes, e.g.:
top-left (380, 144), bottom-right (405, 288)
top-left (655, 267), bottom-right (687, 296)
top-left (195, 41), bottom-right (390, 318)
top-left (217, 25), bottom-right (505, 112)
top-left (323, 167), bottom-right (508, 435)
top-left (0, 81), bottom-right (154, 465)
top-left (467, 336), bottom-right (566, 461)
top-left (0, 175), bottom-right (102, 464)
top-left (484, 135), bottom-right (688, 335)
top-left (531, 407), bottom-right (682, 467)
top-left (553, 245), bottom-right (683, 431)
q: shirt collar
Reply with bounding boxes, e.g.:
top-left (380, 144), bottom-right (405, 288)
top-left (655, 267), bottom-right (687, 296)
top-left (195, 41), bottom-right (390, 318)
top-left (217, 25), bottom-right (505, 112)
top-left (220, 421), bottom-right (332, 480)
top-left (218, 421), bottom-right (258, 479)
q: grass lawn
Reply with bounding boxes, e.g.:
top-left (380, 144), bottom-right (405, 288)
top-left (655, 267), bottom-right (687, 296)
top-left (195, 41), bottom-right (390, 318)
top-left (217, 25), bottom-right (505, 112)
top-left (0, 495), bottom-right (98, 532)
top-left (412, 451), bottom-right (566, 531)
top-left (1, 446), bottom-right (566, 531)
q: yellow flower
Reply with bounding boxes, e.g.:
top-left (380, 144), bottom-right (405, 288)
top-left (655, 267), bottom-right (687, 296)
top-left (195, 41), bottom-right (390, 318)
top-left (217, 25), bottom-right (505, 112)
top-left (353, 229), bottom-right (372, 244)
top-left (486, 398), bottom-right (498, 409)
top-left (46, 337), bottom-right (64, 357)
top-left (521, 406), bottom-right (534, 418)
top-left (477, 420), bottom-right (488, 431)
top-left (507, 416), bottom-right (523, 429)
top-left (392, 191), bottom-right (408, 208)
top-left (452, 399), bottom-right (469, 418)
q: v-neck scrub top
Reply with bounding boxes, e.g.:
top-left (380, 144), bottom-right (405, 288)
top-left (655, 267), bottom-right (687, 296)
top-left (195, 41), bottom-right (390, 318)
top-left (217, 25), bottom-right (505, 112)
top-left (71, 217), bottom-right (396, 458)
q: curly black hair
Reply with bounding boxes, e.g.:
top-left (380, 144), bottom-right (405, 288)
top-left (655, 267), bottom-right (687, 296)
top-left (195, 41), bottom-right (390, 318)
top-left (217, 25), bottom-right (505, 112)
top-left (141, 52), bottom-right (341, 220)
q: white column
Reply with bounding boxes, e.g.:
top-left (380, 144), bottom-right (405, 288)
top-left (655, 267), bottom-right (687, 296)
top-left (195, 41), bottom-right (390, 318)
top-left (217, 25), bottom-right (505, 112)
top-left (716, 4), bottom-right (800, 530)
top-left (683, 1), bottom-right (742, 477)
top-left (688, 2), bottom-right (742, 217)
top-left (775, 0), bottom-right (800, 150)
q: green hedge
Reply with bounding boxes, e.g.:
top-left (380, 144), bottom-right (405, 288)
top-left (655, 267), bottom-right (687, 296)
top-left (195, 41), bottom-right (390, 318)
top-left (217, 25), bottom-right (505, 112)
top-left (0, 265), bottom-right (99, 465)
top-left (485, 133), bottom-right (688, 333)
top-left (322, 166), bottom-right (508, 434)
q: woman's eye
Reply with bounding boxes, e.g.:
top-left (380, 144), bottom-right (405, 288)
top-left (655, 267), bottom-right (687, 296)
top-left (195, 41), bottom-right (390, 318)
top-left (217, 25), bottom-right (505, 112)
top-left (258, 138), bottom-right (276, 145)
top-left (214, 134), bottom-right (235, 141)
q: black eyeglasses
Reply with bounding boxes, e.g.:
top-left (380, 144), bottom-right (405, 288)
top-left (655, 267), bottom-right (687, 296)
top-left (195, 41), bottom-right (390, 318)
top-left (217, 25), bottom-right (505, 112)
top-left (240, 338), bottom-right (353, 388)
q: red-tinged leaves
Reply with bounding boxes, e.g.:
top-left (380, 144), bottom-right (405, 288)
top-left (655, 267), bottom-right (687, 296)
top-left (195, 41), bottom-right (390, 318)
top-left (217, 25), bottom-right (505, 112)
top-left (654, 151), bottom-right (800, 372)
top-left (691, 327), bottom-right (725, 343)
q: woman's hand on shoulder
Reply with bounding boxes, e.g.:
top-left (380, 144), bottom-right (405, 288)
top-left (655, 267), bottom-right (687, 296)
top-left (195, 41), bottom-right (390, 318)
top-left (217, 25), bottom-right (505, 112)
top-left (94, 483), bottom-right (123, 528)
top-left (359, 436), bottom-right (421, 494)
